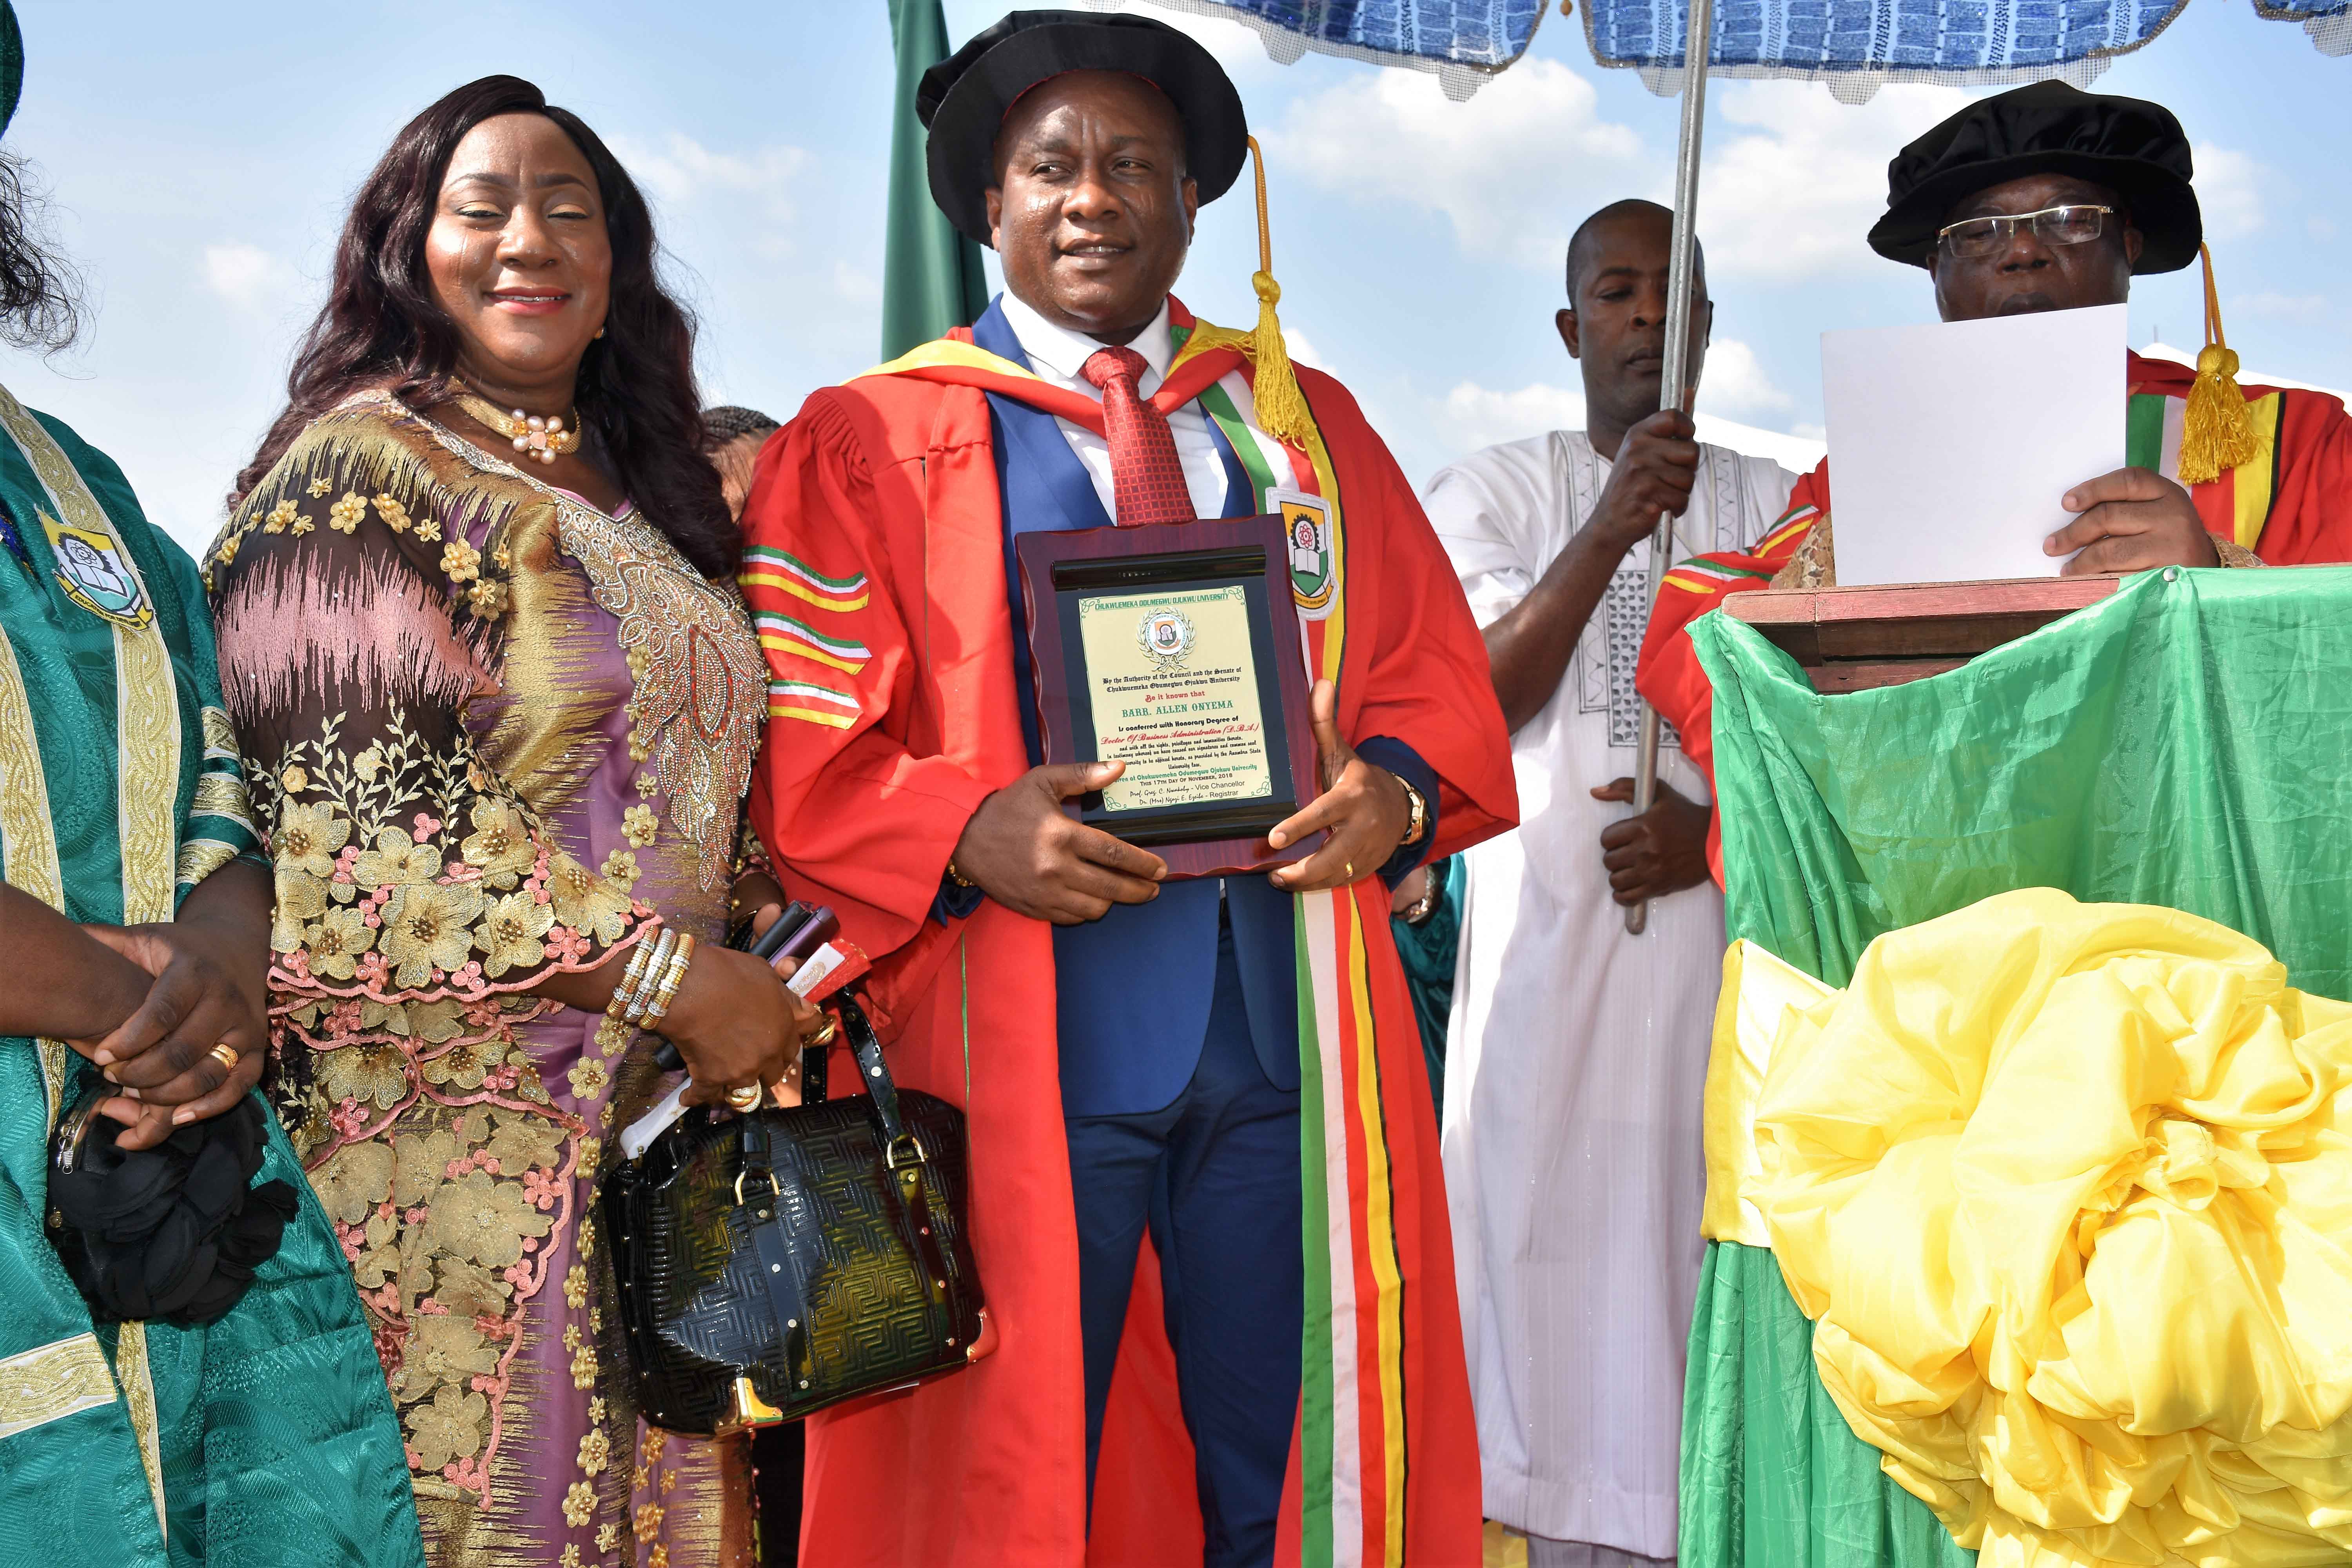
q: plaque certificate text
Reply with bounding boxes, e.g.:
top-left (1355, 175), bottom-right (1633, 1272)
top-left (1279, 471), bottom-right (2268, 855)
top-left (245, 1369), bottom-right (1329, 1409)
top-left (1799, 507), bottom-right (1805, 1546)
top-left (1076, 584), bottom-right (1274, 814)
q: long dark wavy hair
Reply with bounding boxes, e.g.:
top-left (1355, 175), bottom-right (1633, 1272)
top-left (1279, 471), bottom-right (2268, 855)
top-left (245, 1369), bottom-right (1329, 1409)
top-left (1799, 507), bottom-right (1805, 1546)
top-left (0, 152), bottom-right (83, 352)
top-left (234, 76), bottom-right (736, 577)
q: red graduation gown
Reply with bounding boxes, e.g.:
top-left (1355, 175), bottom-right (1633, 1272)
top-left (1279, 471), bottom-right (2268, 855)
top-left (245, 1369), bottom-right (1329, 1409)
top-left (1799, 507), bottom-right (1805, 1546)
top-left (1637, 349), bottom-right (2352, 879)
top-left (740, 324), bottom-right (1515, 1566)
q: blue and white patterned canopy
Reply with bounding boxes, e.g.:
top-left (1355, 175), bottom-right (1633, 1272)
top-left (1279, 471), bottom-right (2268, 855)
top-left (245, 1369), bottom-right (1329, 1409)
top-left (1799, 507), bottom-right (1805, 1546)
top-left (1107, 0), bottom-right (2347, 88)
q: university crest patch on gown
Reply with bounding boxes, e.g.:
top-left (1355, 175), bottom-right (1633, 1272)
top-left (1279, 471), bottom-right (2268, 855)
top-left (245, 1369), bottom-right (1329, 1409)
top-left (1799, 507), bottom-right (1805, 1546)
top-left (42, 508), bottom-right (150, 626)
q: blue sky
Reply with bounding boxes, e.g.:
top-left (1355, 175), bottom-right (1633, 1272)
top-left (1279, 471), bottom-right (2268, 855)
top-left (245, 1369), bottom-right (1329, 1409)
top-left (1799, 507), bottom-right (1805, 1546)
top-left (1, 0), bottom-right (2343, 555)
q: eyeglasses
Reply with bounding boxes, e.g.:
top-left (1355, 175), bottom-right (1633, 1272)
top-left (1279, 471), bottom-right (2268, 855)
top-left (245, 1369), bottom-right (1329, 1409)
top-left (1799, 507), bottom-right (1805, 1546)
top-left (1936, 204), bottom-right (2115, 260)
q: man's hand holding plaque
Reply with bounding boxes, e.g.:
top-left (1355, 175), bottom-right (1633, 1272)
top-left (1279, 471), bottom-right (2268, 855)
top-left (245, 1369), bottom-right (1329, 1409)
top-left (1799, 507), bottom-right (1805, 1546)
top-left (1266, 681), bottom-right (1414, 894)
top-left (952, 760), bottom-right (1169, 926)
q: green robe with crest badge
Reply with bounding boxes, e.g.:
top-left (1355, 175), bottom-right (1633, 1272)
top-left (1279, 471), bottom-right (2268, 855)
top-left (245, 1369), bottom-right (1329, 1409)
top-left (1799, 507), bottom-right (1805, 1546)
top-left (0, 383), bottom-right (424, 1567)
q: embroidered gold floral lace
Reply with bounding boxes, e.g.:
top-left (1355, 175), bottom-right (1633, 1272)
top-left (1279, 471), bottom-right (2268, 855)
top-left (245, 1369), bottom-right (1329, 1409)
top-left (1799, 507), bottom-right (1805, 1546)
top-left (209, 391), bottom-right (765, 1566)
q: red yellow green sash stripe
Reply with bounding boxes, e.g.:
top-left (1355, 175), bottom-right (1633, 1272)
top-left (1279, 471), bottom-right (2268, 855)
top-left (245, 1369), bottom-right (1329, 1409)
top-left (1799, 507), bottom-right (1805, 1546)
top-left (753, 608), bottom-right (869, 675)
top-left (2128, 386), bottom-right (2286, 550)
top-left (742, 545), bottom-right (868, 613)
top-left (1754, 505), bottom-right (1819, 560)
top-left (767, 678), bottom-right (860, 729)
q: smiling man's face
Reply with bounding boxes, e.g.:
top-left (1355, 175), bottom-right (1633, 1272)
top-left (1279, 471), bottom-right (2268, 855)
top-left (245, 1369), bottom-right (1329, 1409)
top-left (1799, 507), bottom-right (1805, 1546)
top-left (985, 70), bottom-right (1197, 346)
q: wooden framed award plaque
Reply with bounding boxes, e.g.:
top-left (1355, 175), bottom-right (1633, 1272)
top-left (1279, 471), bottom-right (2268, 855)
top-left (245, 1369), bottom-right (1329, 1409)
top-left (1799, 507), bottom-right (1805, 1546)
top-left (1016, 515), bottom-right (1325, 880)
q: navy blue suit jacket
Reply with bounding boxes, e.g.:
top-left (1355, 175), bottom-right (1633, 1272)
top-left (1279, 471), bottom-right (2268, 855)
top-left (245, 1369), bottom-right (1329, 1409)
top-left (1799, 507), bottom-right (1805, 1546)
top-left (966, 299), bottom-right (1434, 1118)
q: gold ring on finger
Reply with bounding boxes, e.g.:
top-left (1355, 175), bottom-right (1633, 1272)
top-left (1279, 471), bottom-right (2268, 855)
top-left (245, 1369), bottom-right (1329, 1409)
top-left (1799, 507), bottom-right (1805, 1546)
top-left (809, 1017), bottom-right (839, 1048)
top-left (725, 1083), bottom-right (763, 1112)
top-left (209, 1042), bottom-right (240, 1073)
top-left (1343, 861), bottom-right (1356, 881)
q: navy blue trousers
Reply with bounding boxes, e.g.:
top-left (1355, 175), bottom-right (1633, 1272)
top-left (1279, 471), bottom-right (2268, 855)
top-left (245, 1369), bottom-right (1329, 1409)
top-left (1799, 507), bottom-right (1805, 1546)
top-left (1066, 913), bottom-right (1304, 1568)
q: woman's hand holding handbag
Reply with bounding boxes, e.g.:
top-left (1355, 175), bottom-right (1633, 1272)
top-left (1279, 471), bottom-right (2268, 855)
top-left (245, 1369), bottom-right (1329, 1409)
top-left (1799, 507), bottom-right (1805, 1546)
top-left (602, 913), bottom-right (990, 1435)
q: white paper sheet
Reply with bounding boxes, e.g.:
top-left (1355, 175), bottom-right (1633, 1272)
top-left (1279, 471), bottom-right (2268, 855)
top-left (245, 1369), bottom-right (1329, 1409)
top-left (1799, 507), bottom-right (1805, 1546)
top-left (1820, 303), bottom-right (2126, 587)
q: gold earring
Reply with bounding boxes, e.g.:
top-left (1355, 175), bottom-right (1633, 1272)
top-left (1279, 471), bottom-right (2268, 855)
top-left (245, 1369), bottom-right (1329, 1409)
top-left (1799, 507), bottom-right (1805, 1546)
top-left (594, 326), bottom-right (606, 339)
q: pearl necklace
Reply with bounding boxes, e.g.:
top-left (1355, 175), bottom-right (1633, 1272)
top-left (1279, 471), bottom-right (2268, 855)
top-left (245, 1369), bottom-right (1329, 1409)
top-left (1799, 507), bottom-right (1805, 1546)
top-left (450, 383), bottom-right (582, 466)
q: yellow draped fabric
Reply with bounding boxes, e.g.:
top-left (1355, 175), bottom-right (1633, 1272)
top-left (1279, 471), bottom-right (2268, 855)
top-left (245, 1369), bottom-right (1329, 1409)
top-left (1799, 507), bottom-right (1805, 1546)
top-left (1705, 889), bottom-right (2352, 1567)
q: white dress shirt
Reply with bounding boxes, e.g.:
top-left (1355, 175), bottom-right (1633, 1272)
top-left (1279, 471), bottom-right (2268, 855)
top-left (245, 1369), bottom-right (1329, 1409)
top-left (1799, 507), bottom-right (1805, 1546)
top-left (996, 290), bottom-right (1297, 517)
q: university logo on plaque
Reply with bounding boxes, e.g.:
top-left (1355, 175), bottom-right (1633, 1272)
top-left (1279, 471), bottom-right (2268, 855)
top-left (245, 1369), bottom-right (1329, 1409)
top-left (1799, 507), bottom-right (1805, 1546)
top-left (1136, 607), bottom-right (1196, 669)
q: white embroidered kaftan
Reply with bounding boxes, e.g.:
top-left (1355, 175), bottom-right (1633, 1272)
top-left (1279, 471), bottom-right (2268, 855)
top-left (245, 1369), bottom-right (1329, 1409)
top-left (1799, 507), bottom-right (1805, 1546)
top-left (1425, 431), bottom-right (1794, 1558)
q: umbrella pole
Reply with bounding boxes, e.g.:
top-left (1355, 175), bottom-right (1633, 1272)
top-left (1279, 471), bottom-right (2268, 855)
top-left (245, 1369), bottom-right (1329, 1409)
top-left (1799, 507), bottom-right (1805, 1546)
top-left (1625, 0), bottom-right (1715, 936)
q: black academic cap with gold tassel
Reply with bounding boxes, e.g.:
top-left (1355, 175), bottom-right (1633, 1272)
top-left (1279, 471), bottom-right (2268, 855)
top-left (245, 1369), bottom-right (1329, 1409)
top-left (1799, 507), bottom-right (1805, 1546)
top-left (1185, 136), bottom-right (1314, 448)
top-left (2177, 243), bottom-right (2261, 486)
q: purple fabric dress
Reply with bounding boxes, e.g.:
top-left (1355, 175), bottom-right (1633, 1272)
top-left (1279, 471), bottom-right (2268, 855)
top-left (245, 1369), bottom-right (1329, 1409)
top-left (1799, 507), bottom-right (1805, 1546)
top-left (209, 391), bottom-right (771, 1568)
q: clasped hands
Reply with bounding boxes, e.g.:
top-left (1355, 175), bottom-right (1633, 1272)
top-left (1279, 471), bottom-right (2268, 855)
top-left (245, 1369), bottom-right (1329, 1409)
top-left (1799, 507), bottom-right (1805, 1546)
top-left (951, 679), bottom-right (1415, 925)
top-left (64, 864), bottom-right (275, 1151)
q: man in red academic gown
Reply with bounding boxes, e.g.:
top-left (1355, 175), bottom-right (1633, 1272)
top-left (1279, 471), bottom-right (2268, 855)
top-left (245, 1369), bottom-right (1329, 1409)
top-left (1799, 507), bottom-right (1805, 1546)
top-left (740, 13), bottom-right (1515, 1566)
top-left (1639, 82), bottom-right (2352, 855)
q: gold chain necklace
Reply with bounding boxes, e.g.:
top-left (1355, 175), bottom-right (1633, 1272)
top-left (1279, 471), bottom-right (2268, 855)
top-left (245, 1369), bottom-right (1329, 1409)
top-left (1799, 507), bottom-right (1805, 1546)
top-left (448, 381), bottom-right (582, 466)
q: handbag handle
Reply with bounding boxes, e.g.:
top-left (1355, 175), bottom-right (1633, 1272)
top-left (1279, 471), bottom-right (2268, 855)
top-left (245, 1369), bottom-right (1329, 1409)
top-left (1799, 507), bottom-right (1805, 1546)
top-left (741, 993), bottom-right (918, 1177)
top-left (833, 997), bottom-right (920, 1165)
top-left (735, 989), bottom-right (972, 1323)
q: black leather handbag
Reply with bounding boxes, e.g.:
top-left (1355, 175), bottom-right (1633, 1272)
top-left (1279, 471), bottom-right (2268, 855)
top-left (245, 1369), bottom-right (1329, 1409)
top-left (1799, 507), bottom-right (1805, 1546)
top-left (601, 996), bottom-right (987, 1435)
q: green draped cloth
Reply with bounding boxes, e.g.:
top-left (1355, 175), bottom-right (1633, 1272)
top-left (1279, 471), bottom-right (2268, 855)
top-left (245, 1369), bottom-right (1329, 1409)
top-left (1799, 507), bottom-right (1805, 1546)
top-left (0, 385), bottom-right (423, 1566)
top-left (1677, 564), bottom-right (2352, 1567)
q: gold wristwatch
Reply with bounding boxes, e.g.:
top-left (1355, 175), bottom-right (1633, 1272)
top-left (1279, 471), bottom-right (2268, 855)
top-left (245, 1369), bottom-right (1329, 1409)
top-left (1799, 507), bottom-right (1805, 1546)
top-left (1395, 774), bottom-right (1429, 848)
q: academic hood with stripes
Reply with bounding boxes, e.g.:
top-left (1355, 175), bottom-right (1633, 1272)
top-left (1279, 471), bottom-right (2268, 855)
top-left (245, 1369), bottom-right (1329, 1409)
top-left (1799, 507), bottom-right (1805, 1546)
top-left (1633, 345), bottom-right (2352, 881)
top-left (739, 297), bottom-right (1516, 1568)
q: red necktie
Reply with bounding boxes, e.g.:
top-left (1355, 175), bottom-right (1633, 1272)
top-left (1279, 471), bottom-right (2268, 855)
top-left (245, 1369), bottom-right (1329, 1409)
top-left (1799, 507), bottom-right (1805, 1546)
top-left (1082, 346), bottom-right (1194, 527)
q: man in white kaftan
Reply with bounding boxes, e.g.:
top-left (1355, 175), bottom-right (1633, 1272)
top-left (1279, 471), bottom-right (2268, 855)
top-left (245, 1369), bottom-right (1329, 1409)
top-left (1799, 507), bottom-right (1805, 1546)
top-left (1425, 201), bottom-right (1799, 1566)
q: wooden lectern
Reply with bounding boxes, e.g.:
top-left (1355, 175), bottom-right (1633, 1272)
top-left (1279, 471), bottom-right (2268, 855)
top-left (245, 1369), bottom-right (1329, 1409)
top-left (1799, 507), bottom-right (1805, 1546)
top-left (1724, 576), bottom-right (2122, 693)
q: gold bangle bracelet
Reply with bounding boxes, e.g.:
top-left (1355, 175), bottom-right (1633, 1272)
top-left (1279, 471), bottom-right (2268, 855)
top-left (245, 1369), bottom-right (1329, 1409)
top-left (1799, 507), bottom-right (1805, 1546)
top-left (603, 929), bottom-right (662, 1027)
top-left (626, 930), bottom-right (678, 1023)
top-left (623, 929), bottom-right (679, 1025)
top-left (640, 932), bottom-right (697, 1027)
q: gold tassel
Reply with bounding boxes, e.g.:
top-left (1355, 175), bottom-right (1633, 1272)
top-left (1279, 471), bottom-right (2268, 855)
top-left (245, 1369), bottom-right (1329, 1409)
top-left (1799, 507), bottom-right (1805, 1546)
top-left (1194, 135), bottom-right (1313, 449)
top-left (2177, 242), bottom-right (2261, 486)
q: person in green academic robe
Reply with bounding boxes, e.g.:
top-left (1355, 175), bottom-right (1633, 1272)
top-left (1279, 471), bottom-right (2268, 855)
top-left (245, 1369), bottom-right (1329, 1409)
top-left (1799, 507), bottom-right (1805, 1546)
top-left (0, 7), bottom-right (424, 1562)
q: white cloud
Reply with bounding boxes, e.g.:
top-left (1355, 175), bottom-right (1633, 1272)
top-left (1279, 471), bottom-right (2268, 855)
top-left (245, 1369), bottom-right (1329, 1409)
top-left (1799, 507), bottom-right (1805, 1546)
top-left (1432, 333), bottom-right (1805, 459)
top-left (2230, 291), bottom-right (2327, 320)
top-left (1697, 337), bottom-right (1795, 423)
top-left (1700, 82), bottom-right (1975, 282)
top-left (1268, 69), bottom-right (1987, 285)
top-left (1281, 326), bottom-right (1329, 371)
top-left (1076, 1), bottom-right (1276, 76)
top-left (832, 260), bottom-right (881, 306)
top-left (2191, 143), bottom-right (2265, 241)
top-left (200, 242), bottom-right (301, 312)
top-left (610, 132), bottom-right (813, 266)
top-left (1433, 378), bottom-right (1588, 454)
top-left (1422, 374), bottom-right (1824, 475)
top-left (612, 133), bottom-right (808, 219)
top-left (1265, 58), bottom-right (1646, 269)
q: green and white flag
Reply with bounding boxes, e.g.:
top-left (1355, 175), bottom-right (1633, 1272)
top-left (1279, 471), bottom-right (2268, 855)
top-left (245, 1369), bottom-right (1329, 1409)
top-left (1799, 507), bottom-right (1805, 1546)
top-left (882, 0), bottom-right (988, 361)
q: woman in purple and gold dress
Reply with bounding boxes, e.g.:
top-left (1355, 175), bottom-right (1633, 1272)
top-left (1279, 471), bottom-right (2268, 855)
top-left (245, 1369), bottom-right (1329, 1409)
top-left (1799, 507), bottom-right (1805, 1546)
top-left (208, 76), bottom-right (813, 1568)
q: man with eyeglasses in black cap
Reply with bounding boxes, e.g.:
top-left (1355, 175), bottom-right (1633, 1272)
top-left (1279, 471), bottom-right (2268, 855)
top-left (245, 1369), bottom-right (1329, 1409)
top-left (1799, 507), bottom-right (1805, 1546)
top-left (1637, 82), bottom-right (2352, 871)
